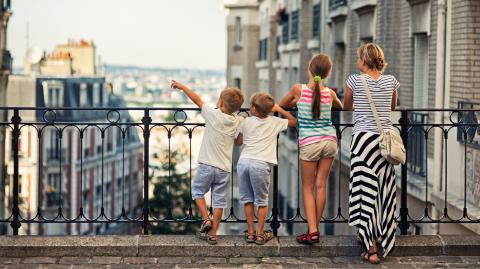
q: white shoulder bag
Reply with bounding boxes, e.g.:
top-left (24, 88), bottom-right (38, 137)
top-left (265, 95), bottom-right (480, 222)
top-left (360, 75), bottom-right (406, 165)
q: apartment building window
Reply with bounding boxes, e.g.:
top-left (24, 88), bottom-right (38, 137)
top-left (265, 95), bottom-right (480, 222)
top-left (360, 37), bottom-right (373, 45)
top-left (329, 0), bottom-right (347, 10)
top-left (93, 83), bottom-right (100, 107)
top-left (290, 10), bottom-right (299, 41)
top-left (276, 36), bottom-right (280, 60)
top-left (102, 83), bottom-right (109, 107)
top-left (234, 78), bottom-right (241, 89)
top-left (42, 81), bottom-right (64, 107)
top-left (312, 4), bottom-right (321, 38)
top-left (413, 34), bottom-right (429, 108)
top-left (258, 38), bottom-right (268, 61)
top-left (234, 16), bottom-right (242, 48)
top-left (80, 83), bottom-right (88, 107)
top-left (282, 13), bottom-right (289, 44)
top-left (357, 8), bottom-right (375, 43)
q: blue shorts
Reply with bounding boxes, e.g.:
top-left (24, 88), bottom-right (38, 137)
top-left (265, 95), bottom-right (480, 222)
top-left (192, 163), bottom-right (230, 208)
top-left (237, 158), bottom-right (272, 207)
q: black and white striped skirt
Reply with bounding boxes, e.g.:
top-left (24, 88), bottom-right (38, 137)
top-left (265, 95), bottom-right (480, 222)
top-left (349, 132), bottom-right (397, 257)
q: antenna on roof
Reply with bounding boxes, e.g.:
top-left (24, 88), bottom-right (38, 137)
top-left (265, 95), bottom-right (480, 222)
top-left (26, 21), bottom-right (30, 50)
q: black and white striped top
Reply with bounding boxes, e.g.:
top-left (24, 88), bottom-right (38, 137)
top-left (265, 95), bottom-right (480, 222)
top-left (346, 74), bottom-right (400, 135)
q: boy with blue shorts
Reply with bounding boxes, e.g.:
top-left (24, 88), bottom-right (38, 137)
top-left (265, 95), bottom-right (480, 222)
top-left (171, 80), bottom-right (244, 244)
top-left (236, 92), bottom-right (296, 244)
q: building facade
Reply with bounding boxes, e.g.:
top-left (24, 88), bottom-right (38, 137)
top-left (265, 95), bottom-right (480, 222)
top-left (0, 0), bottom-right (12, 234)
top-left (225, 0), bottom-right (480, 235)
top-left (225, 0), bottom-right (260, 105)
top-left (5, 75), bottom-right (143, 235)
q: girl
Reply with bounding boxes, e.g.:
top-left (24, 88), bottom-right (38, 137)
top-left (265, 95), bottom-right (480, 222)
top-left (343, 43), bottom-right (400, 264)
top-left (280, 54), bottom-right (343, 244)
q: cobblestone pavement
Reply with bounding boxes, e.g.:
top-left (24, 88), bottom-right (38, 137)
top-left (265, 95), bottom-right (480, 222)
top-left (0, 256), bottom-right (479, 268)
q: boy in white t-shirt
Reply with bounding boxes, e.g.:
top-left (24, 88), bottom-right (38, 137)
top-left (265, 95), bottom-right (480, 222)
top-left (171, 80), bottom-right (244, 244)
top-left (236, 92), bottom-right (297, 245)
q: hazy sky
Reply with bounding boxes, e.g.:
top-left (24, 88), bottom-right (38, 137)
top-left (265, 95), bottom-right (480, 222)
top-left (8, 0), bottom-right (227, 70)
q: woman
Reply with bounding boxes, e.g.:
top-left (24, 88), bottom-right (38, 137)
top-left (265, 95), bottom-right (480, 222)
top-left (343, 43), bottom-right (400, 264)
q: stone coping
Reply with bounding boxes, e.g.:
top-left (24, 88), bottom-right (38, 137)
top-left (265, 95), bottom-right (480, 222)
top-left (0, 235), bottom-right (478, 258)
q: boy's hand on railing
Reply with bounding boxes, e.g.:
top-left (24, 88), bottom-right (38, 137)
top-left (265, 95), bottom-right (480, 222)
top-left (273, 104), bottom-right (297, 127)
top-left (272, 104), bottom-right (282, 113)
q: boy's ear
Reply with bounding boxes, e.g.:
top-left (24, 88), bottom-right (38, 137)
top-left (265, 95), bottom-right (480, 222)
top-left (217, 98), bottom-right (223, 108)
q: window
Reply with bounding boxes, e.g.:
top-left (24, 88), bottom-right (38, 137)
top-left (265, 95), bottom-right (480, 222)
top-left (358, 9), bottom-right (375, 42)
top-left (258, 38), bottom-right (268, 61)
top-left (93, 83), bottom-right (100, 107)
top-left (413, 34), bottom-right (429, 108)
top-left (360, 37), bottom-right (373, 44)
top-left (282, 14), bottom-right (289, 44)
top-left (234, 78), bottom-right (241, 89)
top-left (290, 10), bottom-right (299, 41)
top-left (80, 83), bottom-right (88, 107)
top-left (42, 81), bottom-right (63, 107)
top-left (312, 4), bottom-right (321, 38)
top-left (234, 16), bottom-right (242, 48)
top-left (102, 83), bottom-right (109, 107)
top-left (276, 36), bottom-right (280, 60)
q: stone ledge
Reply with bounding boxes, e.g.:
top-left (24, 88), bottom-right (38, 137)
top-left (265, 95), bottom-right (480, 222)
top-left (0, 235), bottom-right (478, 258)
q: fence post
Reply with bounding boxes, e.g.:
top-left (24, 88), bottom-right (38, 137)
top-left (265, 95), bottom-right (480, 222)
top-left (142, 109), bottom-right (152, 235)
top-left (270, 112), bottom-right (280, 236)
top-left (10, 109), bottom-right (21, 235)
top-left (399, 110), bottom-right (410, 235)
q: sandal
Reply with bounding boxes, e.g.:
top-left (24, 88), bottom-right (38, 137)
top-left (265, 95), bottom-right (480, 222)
top-left (199, 219), bottom-right (212, 233)
top-left (244, 230), bottom-right (256, 244)
top-left (255, 230), bottom-right (274, 245)
top-left (196, 231), bottom-right (218, 245)
top-left (296, 231), bottom-right (319, 245)
top-left (361, 251), bottom-right (380, 265)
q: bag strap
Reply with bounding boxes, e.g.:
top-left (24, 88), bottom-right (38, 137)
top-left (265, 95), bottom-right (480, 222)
top-left (360, 74), bottom-right (384, 133)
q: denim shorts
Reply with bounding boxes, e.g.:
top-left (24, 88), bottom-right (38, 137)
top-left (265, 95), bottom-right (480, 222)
top-left (192, 163), bottom-right (230, 208)
top-left (237, 158), bottom-right (272, 207)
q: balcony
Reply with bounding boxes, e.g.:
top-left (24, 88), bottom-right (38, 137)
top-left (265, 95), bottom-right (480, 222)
top-left (1, 106), bottom-right (480, 238)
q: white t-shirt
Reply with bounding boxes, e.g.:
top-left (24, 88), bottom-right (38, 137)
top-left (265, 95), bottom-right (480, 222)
top-left (237, 116), bottom-right (289, 165)
top-left (198, 105), bottom-right (242, 172)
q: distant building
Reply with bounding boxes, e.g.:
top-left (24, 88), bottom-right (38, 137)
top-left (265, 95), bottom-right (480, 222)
top-left (5, 75), bottom-right (143, 235)
top-left (224, 0), bottom-right (260, 105)
top-left (24, 39), bottom-right (97, 76)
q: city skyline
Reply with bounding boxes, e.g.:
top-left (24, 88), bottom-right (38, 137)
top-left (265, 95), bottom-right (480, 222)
top-left (9, 0), bottom-right (227, 70)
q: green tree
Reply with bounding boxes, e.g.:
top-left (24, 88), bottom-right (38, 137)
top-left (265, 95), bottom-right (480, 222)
top-left (149, 147), bottom-right (199, 234)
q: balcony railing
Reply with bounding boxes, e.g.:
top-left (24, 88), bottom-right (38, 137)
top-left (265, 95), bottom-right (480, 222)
top-left (0, 107), bottom-right (479, 236)
top-left (458, 101), bottom-right (480, 149)
top-left (329, 0), bottom-right (347, 10)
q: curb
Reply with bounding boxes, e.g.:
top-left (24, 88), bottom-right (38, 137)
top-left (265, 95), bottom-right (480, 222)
top-left (0, 235), bottom-right (478, 257)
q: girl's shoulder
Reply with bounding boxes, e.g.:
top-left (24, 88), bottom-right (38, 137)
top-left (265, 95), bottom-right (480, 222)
top-left (290, 83), bottom-right (303, 92)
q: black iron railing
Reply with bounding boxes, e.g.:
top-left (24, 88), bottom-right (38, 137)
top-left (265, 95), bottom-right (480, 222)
top-left (0, 107), bottom-right (479, 236)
